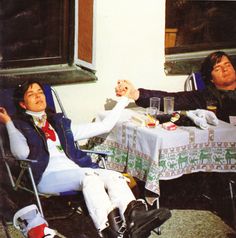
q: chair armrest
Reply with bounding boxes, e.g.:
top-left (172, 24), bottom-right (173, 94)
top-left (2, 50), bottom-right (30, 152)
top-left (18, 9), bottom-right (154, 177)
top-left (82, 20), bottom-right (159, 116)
top-left (2, 154), bottom-right (38, 164)
top-left (16, 158), bottom-right (38, 163)
top-left (82, 149), bottom-right (113, 157)
top-left (82, 149), bottom-right (112, 169)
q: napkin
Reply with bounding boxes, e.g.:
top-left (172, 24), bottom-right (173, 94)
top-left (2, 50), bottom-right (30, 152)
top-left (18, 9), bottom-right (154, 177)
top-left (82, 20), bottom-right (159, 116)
top-left (131, 113), bottom-right (146, 126)
top-left (186, 109), bottom-right (219, 129)
top-left (186, 111), bottom-right (208, 129)
top-left (195, 109), bottom-right (219, 126)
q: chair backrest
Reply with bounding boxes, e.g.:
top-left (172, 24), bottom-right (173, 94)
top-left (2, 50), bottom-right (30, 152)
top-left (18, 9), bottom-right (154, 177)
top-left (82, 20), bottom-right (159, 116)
top-left (184, 72), bottom-right (205, 91)
top-left (0, 84), bottom-right (61, 159)
top-left (0, 84), bottom-right (70, 218)
top-left (0, 84), bottom-right (113, 222)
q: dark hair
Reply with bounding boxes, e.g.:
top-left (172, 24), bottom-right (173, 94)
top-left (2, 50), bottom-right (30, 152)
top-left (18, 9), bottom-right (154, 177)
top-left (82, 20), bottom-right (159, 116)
top-left (14, 80), bottom-right (45, 112)
top-left (200, 51), bottom-right (233, 86)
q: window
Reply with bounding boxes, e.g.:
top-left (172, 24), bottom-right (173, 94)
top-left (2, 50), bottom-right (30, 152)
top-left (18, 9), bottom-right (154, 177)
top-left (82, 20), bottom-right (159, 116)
top-left (0, 0), bottom-right (96, 85)
top-left (165, 0), bottom-right (236, 75)
top-left (76, 0), bottom-right (95, 70)
top-left (0, 0), bottom-right (71, 68)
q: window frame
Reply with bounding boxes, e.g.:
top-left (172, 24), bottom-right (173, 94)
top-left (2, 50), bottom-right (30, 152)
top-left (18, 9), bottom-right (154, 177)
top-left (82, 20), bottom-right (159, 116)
top-left (0, 0), bottom-right (96, 86)
top-left (165, 0), bottom-right (236, 75)
top-left (74, 0), bottom-right (96, 71)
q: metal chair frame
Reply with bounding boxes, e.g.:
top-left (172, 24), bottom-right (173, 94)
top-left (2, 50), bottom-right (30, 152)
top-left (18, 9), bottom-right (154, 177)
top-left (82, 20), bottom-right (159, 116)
top-left (184, 72), bottom-right (205, 91)
top-left (0, 85), bottom-right (111, 220)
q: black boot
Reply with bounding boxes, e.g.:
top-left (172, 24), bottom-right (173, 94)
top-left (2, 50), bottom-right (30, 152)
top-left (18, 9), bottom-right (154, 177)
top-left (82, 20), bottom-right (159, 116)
top-left (101, 226), bottom-right (121, 238)
top-left (124, 200), bottom-right (171, 238)
top-left (101, 208), bottom-right (126, 238)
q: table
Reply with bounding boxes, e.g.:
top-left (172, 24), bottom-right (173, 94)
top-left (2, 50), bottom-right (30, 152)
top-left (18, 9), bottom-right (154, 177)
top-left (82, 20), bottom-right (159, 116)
top-left (89, 107), bottom-right (236, 204)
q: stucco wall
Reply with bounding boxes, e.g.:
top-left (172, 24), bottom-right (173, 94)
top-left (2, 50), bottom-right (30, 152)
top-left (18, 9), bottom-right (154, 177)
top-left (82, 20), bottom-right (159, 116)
top-left (54, 0), bottom-right (187, 124)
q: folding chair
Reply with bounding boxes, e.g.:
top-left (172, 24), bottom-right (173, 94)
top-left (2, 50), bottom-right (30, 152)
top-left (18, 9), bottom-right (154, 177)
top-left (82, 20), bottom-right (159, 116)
top-left (184, 72), bottom-right (205, 91)
top-left (0, 84), bottom-right (111, 221)
top-left (184, 74), bottom-right (236, 228)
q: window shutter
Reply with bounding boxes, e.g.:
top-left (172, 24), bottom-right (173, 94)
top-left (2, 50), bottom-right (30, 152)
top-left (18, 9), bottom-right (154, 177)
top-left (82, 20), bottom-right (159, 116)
top-left (77, 0), bottom-right (95, 70)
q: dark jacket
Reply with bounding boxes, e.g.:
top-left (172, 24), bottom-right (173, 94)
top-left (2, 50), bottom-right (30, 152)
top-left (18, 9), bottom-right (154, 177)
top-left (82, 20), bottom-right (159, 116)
top-left (13, 112), bottom-right (98, 184)
top-left (135, 87), bottom-right (236, 123)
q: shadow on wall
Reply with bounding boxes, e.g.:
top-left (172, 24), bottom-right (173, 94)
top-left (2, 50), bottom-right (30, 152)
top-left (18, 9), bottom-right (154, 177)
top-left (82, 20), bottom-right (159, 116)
top-left (104, 98), bottom-right (136, 110)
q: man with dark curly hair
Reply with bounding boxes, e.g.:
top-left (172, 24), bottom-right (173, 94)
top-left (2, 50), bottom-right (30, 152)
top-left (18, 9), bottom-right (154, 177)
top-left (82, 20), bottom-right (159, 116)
top-left (116, 51), bottom-right (236, 124)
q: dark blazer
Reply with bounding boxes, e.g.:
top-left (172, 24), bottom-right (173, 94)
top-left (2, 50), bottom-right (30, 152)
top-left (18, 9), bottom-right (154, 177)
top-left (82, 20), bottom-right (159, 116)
top-left (135, 87), bottom-right (236, 123)
top-left (13, 112), bottom-right (98, 184)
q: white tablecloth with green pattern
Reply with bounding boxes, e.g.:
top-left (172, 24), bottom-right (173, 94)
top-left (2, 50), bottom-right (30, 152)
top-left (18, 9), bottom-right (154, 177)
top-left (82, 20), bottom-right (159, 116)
top-left (89, 108), bottom-right (236, 202)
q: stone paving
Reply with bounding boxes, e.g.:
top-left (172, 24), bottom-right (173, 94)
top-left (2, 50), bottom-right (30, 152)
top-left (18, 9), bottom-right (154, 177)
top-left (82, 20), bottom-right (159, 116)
top-left (2, 209), bottom-right (236, 238)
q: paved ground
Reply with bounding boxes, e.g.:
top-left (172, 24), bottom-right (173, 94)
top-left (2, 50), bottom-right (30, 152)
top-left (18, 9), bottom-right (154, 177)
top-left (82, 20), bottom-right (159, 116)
top-left (3, 209), bottom-right (236, 238)
top-left (0, 222), bottom-right (9, 238)
top-left (1, 171), bottom-right (236, 237)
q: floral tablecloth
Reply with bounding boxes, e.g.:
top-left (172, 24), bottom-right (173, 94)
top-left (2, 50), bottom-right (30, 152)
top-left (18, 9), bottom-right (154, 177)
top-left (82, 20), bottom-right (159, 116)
top-left (89, 108), bottom-right (236, 203)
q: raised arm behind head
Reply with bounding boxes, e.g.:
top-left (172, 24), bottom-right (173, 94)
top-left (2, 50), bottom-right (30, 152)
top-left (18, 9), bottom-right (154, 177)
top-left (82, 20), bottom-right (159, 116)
top-left (0, 107), bottom-right (11, 124)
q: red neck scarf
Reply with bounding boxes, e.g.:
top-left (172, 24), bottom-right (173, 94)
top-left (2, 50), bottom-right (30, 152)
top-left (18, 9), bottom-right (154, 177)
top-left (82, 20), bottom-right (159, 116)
top-left (41, 121), bottom-right (56, 141)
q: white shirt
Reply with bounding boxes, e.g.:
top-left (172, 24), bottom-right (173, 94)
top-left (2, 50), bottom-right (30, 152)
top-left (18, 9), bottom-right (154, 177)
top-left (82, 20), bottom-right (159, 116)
top-left (6, 97), bottom-right (129, 166)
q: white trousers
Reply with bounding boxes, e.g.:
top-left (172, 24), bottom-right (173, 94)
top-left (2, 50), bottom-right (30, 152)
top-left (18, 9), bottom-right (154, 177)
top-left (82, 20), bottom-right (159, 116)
top-left (37, 167), bottom-right (135, 231)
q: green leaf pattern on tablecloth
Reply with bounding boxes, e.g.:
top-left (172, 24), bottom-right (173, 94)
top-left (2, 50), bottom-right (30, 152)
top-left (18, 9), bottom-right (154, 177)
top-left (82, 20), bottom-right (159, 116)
top-left (89, 137), bottom-right (236, 195)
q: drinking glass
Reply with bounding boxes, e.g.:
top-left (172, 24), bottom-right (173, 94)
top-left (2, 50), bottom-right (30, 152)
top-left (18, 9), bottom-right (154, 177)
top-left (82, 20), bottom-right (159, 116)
top-left (150, 97), bottom-right (160, 115)
top-left (163, 97), bottom-right (174, 114)
top-left (206, 99), bottom-right (217, 114)
top-left (145, 107), bottom-right (157, 128)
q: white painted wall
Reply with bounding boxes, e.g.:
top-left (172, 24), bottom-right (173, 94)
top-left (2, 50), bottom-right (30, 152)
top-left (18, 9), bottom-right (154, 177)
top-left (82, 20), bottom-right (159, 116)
top-left (54, 0), bottom-right (187, 124)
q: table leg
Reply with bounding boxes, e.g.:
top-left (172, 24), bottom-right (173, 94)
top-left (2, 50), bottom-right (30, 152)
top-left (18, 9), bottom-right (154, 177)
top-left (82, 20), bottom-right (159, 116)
top-left (153, 197), bottom-right (162, 235)
top-left (229, 180), bottom-right (236, 230)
